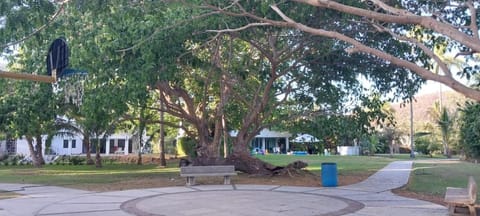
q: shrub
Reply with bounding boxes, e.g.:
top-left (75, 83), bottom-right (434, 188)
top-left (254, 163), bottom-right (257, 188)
top-left (0, 154), bottom-right (8, 161)
top-left (399, 146), bottom-right (411, 154)
top-left (9, 156), bottom-right (18, 165)
top-left (70, 156), bottom-right (85, 165)
top-left (415, 136), bottom-right (441, 157)
top-left (459, 102), bottom-right (480, 159)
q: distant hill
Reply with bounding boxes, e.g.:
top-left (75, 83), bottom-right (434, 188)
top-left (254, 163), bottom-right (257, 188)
top-left (390, 90), bottom-right (469, 130)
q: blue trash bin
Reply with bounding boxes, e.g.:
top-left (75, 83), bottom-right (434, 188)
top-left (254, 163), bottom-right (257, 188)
top-left (321, 162), bottom-right (338, 187)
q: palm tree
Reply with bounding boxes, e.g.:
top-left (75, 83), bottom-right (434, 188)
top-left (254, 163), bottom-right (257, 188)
top-left (428, 102), bottom-right (455, 157)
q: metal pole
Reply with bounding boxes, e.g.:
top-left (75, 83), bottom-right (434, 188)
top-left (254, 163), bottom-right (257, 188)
top-left (159, 100), bottom-right (167, 167)
top-left (410, 98), bottom-right (415, 158)
top-left (0, 70), bottom-right (55, 83)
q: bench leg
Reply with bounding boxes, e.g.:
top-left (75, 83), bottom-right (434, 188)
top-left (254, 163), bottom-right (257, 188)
top-left (224, 176), bottom-right (231, 185)
top-left (468, 204), bottom-right (476, 216)
top-left (186, 177), bottom-right (196, 186)
top-left (448, 204), bottom-right (456, 215)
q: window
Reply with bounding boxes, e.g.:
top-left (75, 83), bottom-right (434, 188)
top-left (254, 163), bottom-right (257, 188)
top-left (71, 139), bottom-right (76, 148)
top-left (63, 140), bottom-right (69, 148)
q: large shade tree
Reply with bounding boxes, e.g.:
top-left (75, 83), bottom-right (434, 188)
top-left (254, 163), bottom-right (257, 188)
top-left (0, 0), bottom-right (60, 166)
top-left (0, 80), bottom-right (56, 167)
top-left (0, 0), bottom-right (440, 174)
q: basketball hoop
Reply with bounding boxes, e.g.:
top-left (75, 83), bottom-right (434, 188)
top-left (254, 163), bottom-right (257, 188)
top-left (46, 37), bottom-right (87, 107)
top-left (0, 37), bottom-right (69, 83)
top-left (56, 68), bottom-right (87, 107)
top-left (47, 37), bottom-right (69, 80)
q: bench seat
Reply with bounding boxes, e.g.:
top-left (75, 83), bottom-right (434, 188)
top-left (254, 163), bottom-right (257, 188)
top-left (444, 176), bottom-right (477, 216)
top-left (180, 165), bottom-right (237, 186)
top-left (445, 187), bottom-right (472, 204)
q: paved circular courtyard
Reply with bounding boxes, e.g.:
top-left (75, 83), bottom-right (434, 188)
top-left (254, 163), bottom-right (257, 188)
top-left (122, 190), bottom-right (364, 216)
top-left (0, 161), bottom-right (448, 216)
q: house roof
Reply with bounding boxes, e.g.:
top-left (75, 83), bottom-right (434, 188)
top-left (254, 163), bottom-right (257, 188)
top-left (230, 128), bottom-right (292, 138)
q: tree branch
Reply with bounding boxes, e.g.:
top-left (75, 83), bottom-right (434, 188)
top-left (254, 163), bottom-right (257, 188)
top-left (0, 3), bottom-right (67, 49)
top-left (372, 23), bottom-right (451, 77)
top-left (269, 5), bottom-right (480, 101)
top-left (293, 0), bottom-right (480, 53)
top-left (367, 0), bottom-right (412, 16)
top-left (206, 23), bottom-right (271, 34)
top-left (116, 11), bottom-right (219, 52)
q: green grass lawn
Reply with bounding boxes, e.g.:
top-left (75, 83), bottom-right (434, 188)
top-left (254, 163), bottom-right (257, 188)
top-left (406, 160), bottom-right (480, 202)
top-left (0, 155), bottom-right (397, 187)
top-left (375, 153), bottom-right (451, 160)
top-left (256, 154), bottom-right (398, 175)
top-left (0, 162), bottom-right (180, 187)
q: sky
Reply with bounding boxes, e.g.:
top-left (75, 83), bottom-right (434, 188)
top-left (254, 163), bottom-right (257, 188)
top-left (0, 58), bottom-right (5, 70)
top-left (417, 80), bottom-right (451, 96)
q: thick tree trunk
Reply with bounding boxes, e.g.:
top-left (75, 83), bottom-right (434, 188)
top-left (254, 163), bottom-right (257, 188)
top-left (159, 104), bottom-right (167, 166)
top-left (137, 151), bottom-right (142, 165)
top-left (35, 135), bottom-right (45, 165)
top-left (83, 135), bottom-right (94, 165)
top-left (226, 152), bottom-right (277, 175)
top-left (136, 132), bottom-right (143, 165)
top-left (443, 138), bottom-right (451, 158)
top-left (196, 130), bottom-right (220, 159)
top-left (95, 139), bottom-right (102, 168)
top-left (26, 137), bottom-right (42, 168)
top-left (192, 152), bottom-right (307, 176)
top-left (389, 140), bottom-right (394, 158)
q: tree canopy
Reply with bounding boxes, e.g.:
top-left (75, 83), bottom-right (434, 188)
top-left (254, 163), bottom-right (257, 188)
top-left (3, 0), bottom-right (479, 169)
top-left (201, 0), bottom-right (480, 101)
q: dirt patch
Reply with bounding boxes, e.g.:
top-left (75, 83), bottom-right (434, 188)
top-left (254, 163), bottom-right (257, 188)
top-left (414, 159), bottom-right (462, 165)
top-left (68, 170), bottom-right (374, 192)
top-left (0, 191), bottom-right (22, 200)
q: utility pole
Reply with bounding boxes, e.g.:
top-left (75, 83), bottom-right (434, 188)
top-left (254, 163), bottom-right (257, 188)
top-left (159, 99), bottom-right (167, 167)
top-left (410, 98), bottom-right (415, 158)
top-left (0, 70), bottom-right (55, 83)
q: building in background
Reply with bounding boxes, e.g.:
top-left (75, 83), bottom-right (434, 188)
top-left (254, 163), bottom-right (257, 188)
top-left (230, 129), bottom-right (292, 154)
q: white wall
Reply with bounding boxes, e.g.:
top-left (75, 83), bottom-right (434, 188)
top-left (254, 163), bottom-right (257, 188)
top-left (15, 135), bottom-right (83, 157)
top-left (15, 136), bottom-right (47, 157)
top-left (337, 146), bottom-right (360, 156)
top-left (12, 131), bottom-right (148, 156)
top-left (51, 134), bottom-right (84, 155)
top-left (0, 140), bottom-right (6, 156)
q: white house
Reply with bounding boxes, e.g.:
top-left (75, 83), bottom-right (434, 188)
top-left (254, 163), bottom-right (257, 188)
top-left (2, 131), bottom-right (148, 158)
top-left (49, 132), bottom-right (148, 156)
top-left (4, 125), bottom-right (288, 157)
top-left (230, 128), bottom-right (292, 154)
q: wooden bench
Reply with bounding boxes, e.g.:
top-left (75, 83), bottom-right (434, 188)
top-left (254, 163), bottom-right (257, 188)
top-left (444, 176), bottom-right (477, 216)
top-left (180, 165), bottom-right (237, 186)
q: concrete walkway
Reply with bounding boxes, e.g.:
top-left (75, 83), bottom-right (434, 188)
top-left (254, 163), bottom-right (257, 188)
top-left (0, 161), bottom-right (448, 216)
